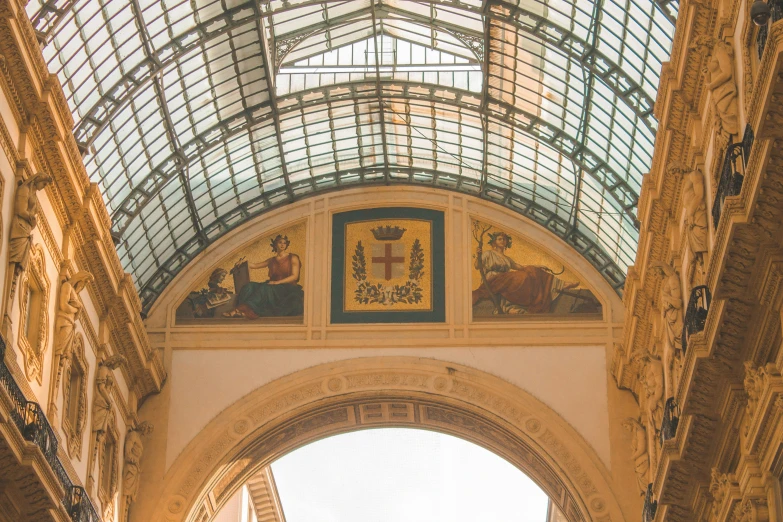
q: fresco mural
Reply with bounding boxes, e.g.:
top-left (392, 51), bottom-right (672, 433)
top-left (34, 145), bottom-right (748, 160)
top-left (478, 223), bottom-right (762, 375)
top-left (331, 207), bottom-right (445, 323)
top-left (471, 219), bottom-right (602, 319)
top-left (175, 222), bottom-right (306, 324)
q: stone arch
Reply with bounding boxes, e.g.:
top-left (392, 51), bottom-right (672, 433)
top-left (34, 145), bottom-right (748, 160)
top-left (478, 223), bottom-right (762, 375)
top-left (141, 357), bottom-right (623, 522)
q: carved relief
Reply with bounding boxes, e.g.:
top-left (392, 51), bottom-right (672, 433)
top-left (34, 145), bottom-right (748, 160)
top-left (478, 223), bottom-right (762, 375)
top-left (62, 334), bottom-right (88, 459)
top-left (692, 36), bottom-right (740, 137)
top-left (123, 421), bottom-right (154, 520)
top-left (97, 412), bottom-right (120, 520)
top-left (52, 270), bottom-right (93, 404)
top-left (743, 361), bottom-right (767, 418)
top-left (733, 497), bottom-right (769, 522)
top-left (17, 244), bottom-right (50, 383)
top-left (622, 418), bottom-right (649, 495)
top-left (92, 355), bottom-right (125, 435)
top-left (7, 173), bottom-right (52, 305)
top-left (672, 164), bottom-right (708, 286)
top-left (710, 468), bottom-right (734, 516)
top-left (90, 354), bottom-right (125, 502)
top-left (650, 262), bottom-right (684, 401)
top-left (639, 355), bottom-right (664, 473)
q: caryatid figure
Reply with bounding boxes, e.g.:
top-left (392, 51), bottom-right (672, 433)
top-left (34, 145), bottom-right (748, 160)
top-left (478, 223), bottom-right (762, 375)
top-left (651, 262), bottom-right (684, 401)
top-left (640, 356), bottom-right (664, 473)
top-left (676, 165), bottom-right (708, 285)
top-left (52, 271), bottom-right (94, 399)
top-left (642, 356), bottom-right (665, 430)
top-left (92, 355), bottom-right (125, 436)
top-left (694, 36), bottom-right (739, 136)
top-left (7, 173), bottom-right (52, 302)
top-left (622, 418), bottom-right (650, 494)
top-left (123, 421), bottom-right (154, 517)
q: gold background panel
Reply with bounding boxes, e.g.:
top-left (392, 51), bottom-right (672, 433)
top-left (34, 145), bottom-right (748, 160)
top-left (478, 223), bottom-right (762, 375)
top-left (343, 218), bottom-right (433, 312)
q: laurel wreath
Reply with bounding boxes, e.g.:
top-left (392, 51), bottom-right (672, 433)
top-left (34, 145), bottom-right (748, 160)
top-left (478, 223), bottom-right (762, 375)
top-left (352, 239), bottom-right (424, 305)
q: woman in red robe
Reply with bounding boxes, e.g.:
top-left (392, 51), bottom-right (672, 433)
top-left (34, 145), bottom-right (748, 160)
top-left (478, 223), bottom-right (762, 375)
top-left (223, 235), bottom-right (304, 318)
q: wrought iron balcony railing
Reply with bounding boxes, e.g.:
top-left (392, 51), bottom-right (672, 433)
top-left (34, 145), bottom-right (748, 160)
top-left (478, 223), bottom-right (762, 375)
top-left (711, 141), bottom-right (746, 230)
top-left (643, 483), bottom-right (658, 522)
top-left (681, 285), bottom-right (712, 355)
top-left (0, 337), bottom-right (101, 522)
top-left (742, 124), bottom-right (755, 167)
top-left (659, 397), bottom-right (680, 444)
top-left (758, 0), bottom-right (783, 59)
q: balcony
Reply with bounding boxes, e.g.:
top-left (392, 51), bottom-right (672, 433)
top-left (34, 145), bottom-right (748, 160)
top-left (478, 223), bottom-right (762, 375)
top-left (0, 336), bottom-right (101, 522)
top-left (681, 285), bottom-right (712, 355)
top-left (643, 483), bottom-right (658, 522)
top-left (757, 0), bottom-right (783, 59)
top-left (659, 398), bottom-right (680, 444)
top-left (711, 126), bottom-right (754, 231)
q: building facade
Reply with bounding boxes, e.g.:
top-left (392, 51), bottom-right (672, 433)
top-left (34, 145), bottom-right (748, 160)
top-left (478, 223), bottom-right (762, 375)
top-left (0, 0), bottom-right (780, 520)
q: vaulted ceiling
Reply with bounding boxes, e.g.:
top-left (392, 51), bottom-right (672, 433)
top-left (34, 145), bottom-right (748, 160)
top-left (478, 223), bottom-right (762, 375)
top-left (27, 0), bottom-right (676, 312)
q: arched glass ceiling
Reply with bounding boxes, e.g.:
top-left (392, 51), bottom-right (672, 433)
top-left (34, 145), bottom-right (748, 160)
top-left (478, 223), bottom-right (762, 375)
top-left (270, 428), bottom-right (552, 521)
top-left (26, 0), bottom-right (675, 312)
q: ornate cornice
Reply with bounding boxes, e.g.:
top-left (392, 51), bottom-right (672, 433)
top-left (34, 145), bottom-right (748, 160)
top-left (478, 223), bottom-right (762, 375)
top-left (0, 0), bottom-right (165, 402)
top-left (17, 244), bottom-right (50, 384)
top-left (61, 334), bottom-right (88, 459)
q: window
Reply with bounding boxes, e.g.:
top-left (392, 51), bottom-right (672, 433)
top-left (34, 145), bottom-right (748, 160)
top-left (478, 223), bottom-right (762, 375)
top-left (61, 334), bottom-right (88, 458)
top-left (24, 286), bottom-right (34, 338)
top-left (98, 415), bottom-right (120, 518)
top-left (17, 245), bottom-right (50, 383)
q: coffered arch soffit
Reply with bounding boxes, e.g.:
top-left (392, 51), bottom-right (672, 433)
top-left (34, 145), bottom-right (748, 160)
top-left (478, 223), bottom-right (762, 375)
top-left (140, 357), bottom-right (625, 522)
top-left (28, 0), bottom-right (676, 313)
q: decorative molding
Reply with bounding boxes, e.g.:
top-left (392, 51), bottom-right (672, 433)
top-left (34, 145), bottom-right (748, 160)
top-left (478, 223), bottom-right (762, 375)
top-left (61, 333), bottom-right (88, 459)
top-left (97, 411), bottom-right (120, 521)
top-left (0, 0), bottom-right (166, 403)
top-left (135, 358), bottom-right (624, 522)
top-left (17, 244), bottom-right (50, 384)
top-left (35, 206), bottom-right (63, 267)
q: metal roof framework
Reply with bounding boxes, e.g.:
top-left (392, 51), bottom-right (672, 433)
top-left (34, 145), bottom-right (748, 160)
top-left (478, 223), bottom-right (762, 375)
top-left (27, 0), bottom-right (675, 312)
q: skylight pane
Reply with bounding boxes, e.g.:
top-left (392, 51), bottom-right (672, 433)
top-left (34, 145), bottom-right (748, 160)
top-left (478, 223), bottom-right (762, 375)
top-left (36, 0), bottom-right (674, 307)
top-left (272, 429), bottom-right (550, 522)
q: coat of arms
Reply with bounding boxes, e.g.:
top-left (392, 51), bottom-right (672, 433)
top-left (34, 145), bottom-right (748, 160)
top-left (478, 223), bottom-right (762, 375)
top-left (331, 207), bottom-right (445, 323)
top-left (351, 226), bottom-right (425, 305)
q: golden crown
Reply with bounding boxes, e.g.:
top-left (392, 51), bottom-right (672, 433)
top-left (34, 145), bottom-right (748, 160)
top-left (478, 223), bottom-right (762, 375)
top-left (371, 225), bottom-right (406, 241)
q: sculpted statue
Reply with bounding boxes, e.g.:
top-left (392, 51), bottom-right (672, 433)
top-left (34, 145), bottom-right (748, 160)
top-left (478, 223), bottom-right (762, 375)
top-left (651, 262), bottom-right (684, 401)
top-left (52, 271), bottom-right (94, 400)
top-left (641, 356), bottom-right (665, 430)
top-left (744, 361), bottom-right (762, 416)
top-left (675, 165), bottom-right (708, 285)
top-left (638, 355), bottom-right (664, 475)
top-left (743, 362), bottom-right (773, 420)
top-left (7, 173), bottom-right (52, 302)
top-left (123, 421), bottom-right (154, 517)
top-left (622, 418), bottom-right (649, 494)
top-left (694, 36), bottom-right (739, 136)
top-left (709, 468), bottom-right (732, 513)
top-left (92, 355), bottom-right (125, 436)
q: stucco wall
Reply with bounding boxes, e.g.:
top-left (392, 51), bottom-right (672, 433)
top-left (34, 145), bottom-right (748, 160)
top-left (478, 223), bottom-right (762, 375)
top-left (166, 346), bottom-right (612, 470)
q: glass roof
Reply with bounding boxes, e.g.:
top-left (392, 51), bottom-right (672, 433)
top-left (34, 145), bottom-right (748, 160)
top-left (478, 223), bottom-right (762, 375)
top-left (270, 428), bottom-right (551, 521)
top-left (27, 0), bottom-right (675, 312)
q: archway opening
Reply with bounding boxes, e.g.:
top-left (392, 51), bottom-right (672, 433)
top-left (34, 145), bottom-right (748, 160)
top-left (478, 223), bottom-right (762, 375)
top-left (213, 428), bottom-right (565, 522)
